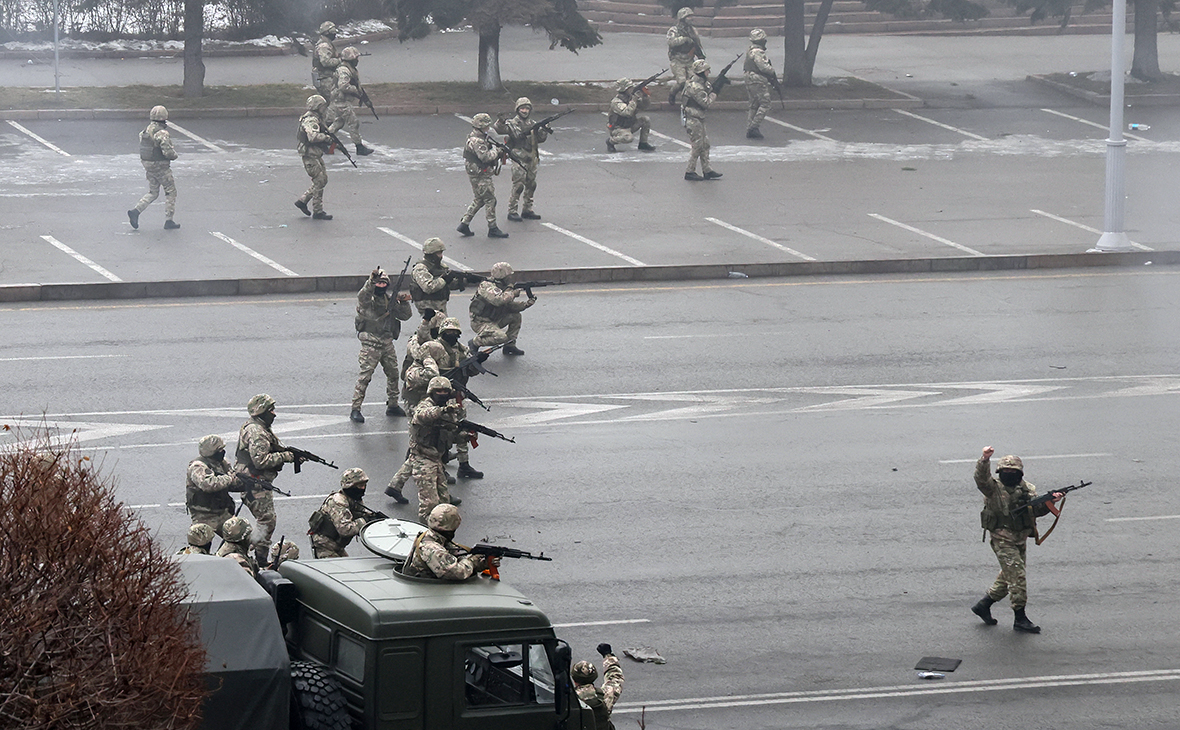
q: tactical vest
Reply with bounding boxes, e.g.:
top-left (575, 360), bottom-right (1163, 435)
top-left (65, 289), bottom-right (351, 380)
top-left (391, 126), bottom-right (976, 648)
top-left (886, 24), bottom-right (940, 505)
top-left (186, 459), bottom-right (235, 512)
top-left (308, 494), bottom-right (344, 543)
top-left (312, 38), bottom-right (335, 75)
top-left (356, 290), bottom-right (401, 339)
top-left (468, 285), bottom-right (503, 321)
top-left (409, 414), bottom-right (455, 456)
top-left (139, 124), bottom-right (166, 161)
top-left (462, 146), bottom-right (485, 166)
top-left (608, 103), bottom-right (634, 130)
top-left (235, 420), bottom-right (281, 476)
top-left (980, 483), bottom-right (1036, 532)
top-left (576, 686), bottom-right (614, 730)
top-left (409, 261), bottom-right (450, 303)
top-left (744, 51), bottom-right (760, 74)
top-left (296, 111), bottom-right (321, 147)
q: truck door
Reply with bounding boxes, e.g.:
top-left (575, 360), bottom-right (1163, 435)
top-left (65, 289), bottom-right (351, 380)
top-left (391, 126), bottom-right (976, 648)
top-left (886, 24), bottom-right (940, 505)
top-left (452, 639), bottom-right (567, 730)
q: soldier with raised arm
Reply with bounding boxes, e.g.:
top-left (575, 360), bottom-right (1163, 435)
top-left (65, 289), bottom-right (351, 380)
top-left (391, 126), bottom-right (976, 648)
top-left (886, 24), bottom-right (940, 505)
top-left (572, 643), bottom-right (625, 730)
top-left (350, 266), bottom-right (413, 423)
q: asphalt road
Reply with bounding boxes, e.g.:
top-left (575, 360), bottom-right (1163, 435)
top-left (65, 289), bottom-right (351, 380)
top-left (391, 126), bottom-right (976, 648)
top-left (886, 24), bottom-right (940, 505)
top-left (3, 269), bottom-right (1179, 728)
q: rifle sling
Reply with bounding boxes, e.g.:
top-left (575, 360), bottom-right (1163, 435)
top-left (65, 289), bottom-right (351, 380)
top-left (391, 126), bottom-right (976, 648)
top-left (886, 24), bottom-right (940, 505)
top-left (1033, 495), bottom-right (1065, 545)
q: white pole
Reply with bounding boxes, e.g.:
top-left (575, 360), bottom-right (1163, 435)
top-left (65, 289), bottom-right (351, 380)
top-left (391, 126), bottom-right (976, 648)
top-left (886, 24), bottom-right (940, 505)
top-left (1092, 0), bottom-right (1133, 252)
top-left (53, 0), bottom-right (60, 97)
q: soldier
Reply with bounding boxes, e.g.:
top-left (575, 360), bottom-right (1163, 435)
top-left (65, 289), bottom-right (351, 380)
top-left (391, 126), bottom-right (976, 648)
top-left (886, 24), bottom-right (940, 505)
top-left (408, 376), bottom-right (464, 522)
top-left (402, 504), bottom-right (496, 580)
top-left (328, 46), bottom-right (374, 157)
top-left (266, 538), bottom-right (301, 568)
top-left (572, 644), bottom-right (625, 730)
top-left (494, 97), bottom-right (547, 222)
top-left (235, 393), bottom-right (297, 566)
top-left (971, 447), bottom-right (1062, 634)
top-left (606, 78), bottom-right (657, 154)
top-left (311, 20), bottom-right (341, 100)
top-left (127, 105), bottom-right (180, 231)
top-left (743, 29), bottom-right (777, 139)
top-left (457, 114), bottom-right (509, 239)
top-left (666, 7), bottom-right (704, 104)
top-left (216, 516), bottom-right (259, 576)
top-left (469, 262), bottom-right (535, 356)
top-left (294, 94), bottom-right (334, 220)
top-left (351, 266), bottom-right (413, 423)
top-left (681, 59), bottom-right (722, 182)
top-left (176, 523), bottom-right (216, 556)
top-left (409, 238), bottom-right (465, 315)
top-left (435, 317), bottom-right (483, 480)
top-left (386, 338), bottom-right (450, 504)
top-left (185, 434), bottom-right (245, 537)
top-left (309, 467), bottom-right (378, 558)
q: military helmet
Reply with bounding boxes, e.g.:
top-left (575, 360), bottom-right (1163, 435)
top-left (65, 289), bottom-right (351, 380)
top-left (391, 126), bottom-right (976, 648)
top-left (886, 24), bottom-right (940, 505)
top-left (198, 434), bottom-right (226, 458)
top-left (340, 467), bottom-right (368, 489)
top-left (615, 77), bottom-right (633, 92)
top-left (149, 105), bottom-right (169, 121)
top-left (340, 46), bottom-right (360, 62)
top-left (691, 59), bottom-right (710, 75)
top-left (318, 21), bottom-right (337, 36)
top-left (749, 28), bottom-right (768, 43)
top-left (222, 516), bottom-right (252, 543)
top-left (269, 539), bottom-right (300, 563)
top-left (422, 237), bottom-right (445, 255)
top-left (489, 262), bottom-right (513, 280)
top-left (427, 503), bottom-right (461, 531)
top-left (471, 113), bottom-right (493, 129)
top-left (515, 97), bottom-right (533, 110)
top-left (997, 455), bottom-right (1024, 473)
top-left (676, 6), bottom-right (695, 20)
top-left (439, 317), bottom-right (463, 334)
top-left (187, 523), bottom-right (216, 546)
top-left (427, 375), bottom-right (453, 393)
top-left (306, 94), bottom-right (328, 112)
top-left (571, 661), bottom-right (598, 684)
top-left (421, 341), bottom-right (448, 363)
top-left (247, 393), bottom-right (276, 417)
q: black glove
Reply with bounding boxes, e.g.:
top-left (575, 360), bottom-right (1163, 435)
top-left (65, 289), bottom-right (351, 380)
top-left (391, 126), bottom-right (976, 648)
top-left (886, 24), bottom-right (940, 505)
top-left (476, 350), bottom-right (491, 363)
top-left (597, 643), bottom-right (612, 657)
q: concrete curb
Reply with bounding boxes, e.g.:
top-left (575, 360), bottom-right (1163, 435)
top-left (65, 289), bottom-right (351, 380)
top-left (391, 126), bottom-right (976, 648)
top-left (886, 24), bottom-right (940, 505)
top-left (1027, 73), bottom-right (1180, 107)
top-left (3, 251), bottom-right (1174, 304)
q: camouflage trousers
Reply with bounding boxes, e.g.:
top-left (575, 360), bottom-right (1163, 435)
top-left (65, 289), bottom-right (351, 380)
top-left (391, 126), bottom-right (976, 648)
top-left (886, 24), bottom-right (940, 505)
top-left (745, 77), bottom-right (772, 130)
top-left (471, 313), bottom-right (522, 348)
top-left (986, 534), bottom-right (1029, 609)
top-left (243, 488), bottom-right (276, 552)
top-left (352, 335), bottom-right (399, 410)
top-left (329, 101), bottom-right (362, 145)
top-left (188, 508), bottom-right (234, 538)
top-left (669, 58), bottom-right (692, 100)
top-left (310, 534), bottom-right (349, 559)
top-left (136, 160), bottom-right (176, 219)
top-left (509, 159), bottom-right (538, 214)
top-left (608, 116), bottom-right (651, 146)
top-left (684, 116), bottom-right (712, 175)
top-left (411, 453), bottom-right (452, 523)
top-left (298, 155), bottom-right (328, 214)
top-left (413, 299), bottom-right (448, 317)
top-left (314, 75), bottom-right (335, 101)
top-left (461, 172), bottom-right (497, 226)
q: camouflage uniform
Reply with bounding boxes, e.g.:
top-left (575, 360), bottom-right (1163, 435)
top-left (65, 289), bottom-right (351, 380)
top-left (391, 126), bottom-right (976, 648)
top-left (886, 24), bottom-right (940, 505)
top-left (216, 516), bottom-right (259, 576)
top-left (267, 538), bottom-right (300, 567)
top-left (175, 523), bottom-right (216, 555)
top-left (433, 322), bottom-right (479, 471)
top-left (185, 435), bottom-right (241, 537)
top-left (295, 95), bottom-right (332, 217)
top-left (574, 655), bottom-right (625, 730)
top-left (976, 454), bottom-right (1051, 610)
top-left (402, 504), bottom-right (489, 580)
top-left (607, 80), bottom-right (653, 149)
top-left (387, 340), bottom-right (446, 498)
top-left (329, 57), bottom-right (364, 146)
top-left (408, 383), bottom-right (463, 523)
top-left (312, 23), bottom-right (340, 100)
top-left (666, 8), bottom-right (703, 102)
top-left (132, 110), bottom-right (179, 224)
top-left (743, 32), bottom-right (776, 135)
top-left (352, 271), bottom-right (412, 413)
top-left (469, 274), bottom-right (536, 349)
top-left (234, 397), bottom-right (296, 557)
top-left (409, 243), bottom-right (461, 315)
top-left (309, 490), bottom-right (369, 558)
top-left (494, 98), bottom-right (547, 218)
top-left (459, 117), bottom-right (502, 230)
top-left (681, 64), bottom-right (717, 178)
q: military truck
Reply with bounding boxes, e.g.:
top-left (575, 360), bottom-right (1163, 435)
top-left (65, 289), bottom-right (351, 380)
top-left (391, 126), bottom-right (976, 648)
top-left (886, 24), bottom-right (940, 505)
top-left (177, 519), bottom-right (594, 730)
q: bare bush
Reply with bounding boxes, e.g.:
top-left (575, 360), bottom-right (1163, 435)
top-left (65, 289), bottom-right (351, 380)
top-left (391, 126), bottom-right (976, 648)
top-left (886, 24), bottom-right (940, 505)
top-left (0, 426), bottom-right (207, 730)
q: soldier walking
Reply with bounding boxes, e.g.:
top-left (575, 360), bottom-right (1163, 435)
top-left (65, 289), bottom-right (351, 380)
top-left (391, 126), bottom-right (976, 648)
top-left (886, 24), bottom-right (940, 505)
top-left (681, 60), bottom-right (722, 181)
top-left (308, 468), bottom-right (377, 558)
top-left (457, 114), bottom-right (509, 239)
top-left (127, 105), bottom-right (180, 230)
top-left (743, 29), bottom-right (777, 139)
top-left (606, 78), bottom-right (657, 153)
top-left (469, 262), bottom-right (535, 356)
top-left (408, 377), bottom-right (464, 522)
top-left (185, 434), bottom-right (245, 537)
top-left (294, 95), bottom-right (335, 220)
top-left (494, 97), bottom-right (546, 222)
top-left (351, 266), bottom-right (413, 423)
top-left (666, 7), bottom-right (703, 104)
top-left (312, 21), bottom-right (341, 100)
top-left (329, 46), bottom-right (374, 157)
top-left (234, 393), bottom-right (297, 566)
top-left (573, 644), bottom-right (625, 730)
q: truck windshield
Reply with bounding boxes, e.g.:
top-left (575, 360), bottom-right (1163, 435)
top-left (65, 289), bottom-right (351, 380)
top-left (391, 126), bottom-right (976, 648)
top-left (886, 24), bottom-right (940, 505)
top-left (464, 642), bottom-right (557, 707)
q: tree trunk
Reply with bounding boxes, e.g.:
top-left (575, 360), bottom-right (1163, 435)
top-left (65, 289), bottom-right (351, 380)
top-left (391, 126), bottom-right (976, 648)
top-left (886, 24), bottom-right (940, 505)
top-left (802, 0), bottom-right (835, 86)
top-left (782, 0), bottom-right (807, 86)
top-left (1130, 0), bottom-right (1162, 81)
top-left (478, 24), bottom-right (503, 91)
top-left (183, 0), bottom-right (205, 98)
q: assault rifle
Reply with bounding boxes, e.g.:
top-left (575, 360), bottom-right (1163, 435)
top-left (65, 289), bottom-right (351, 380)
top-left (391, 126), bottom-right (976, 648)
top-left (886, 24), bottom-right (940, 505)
top-left (486, 135), bottom-right (528, 168)
top-left (268, 534), bottom-right (288, 570)
top-left (445, 344), bottom-right (504, 380)
top-left (236, 471), bottom-right (293, 497)
top-left (626, 68), bottom-right (668, 96)
top-left (325, 130), bottom-right (357, 167)
top-left (391, 256), bottom-right (412, 297)
top-left (764, 71), bottom-right (785, 110)
top-left (466, 542), bottom-right (552, 581)
top-left (514, 280), bottom-right (564, 298)
top-left (353, 502), bottom-right (390, 523)
top-left (358, 85), bottom-right (379, 119)
top-left (442, 269), bottom-right (489, 293)
top-left (285, 446), bottom-right (339, 474)
top-left (523, 109), bottom-right (575, 136)
top-left (459, 419), bottom-right (516, 445)
top-left (1010, 480), bottom-right (1091, 517)
top-left (453, 380), bottom-right (491, 411)
top-left (711, 52), bottom-right (745, 96)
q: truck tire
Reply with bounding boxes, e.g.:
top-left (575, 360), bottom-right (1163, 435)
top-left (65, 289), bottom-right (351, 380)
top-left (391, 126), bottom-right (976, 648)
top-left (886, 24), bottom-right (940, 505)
top-left (289, 659), bottom-right (351, 730)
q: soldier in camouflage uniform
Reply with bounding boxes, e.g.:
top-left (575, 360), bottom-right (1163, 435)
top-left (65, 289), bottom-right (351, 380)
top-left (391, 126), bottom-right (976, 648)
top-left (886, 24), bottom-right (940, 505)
top-left (606, 78), bottom-right (656, 153)
top-left (266, 538), bottom-right (300, 568)
top-left (294, 94), bottom-right (334, 220)
top-left (743, 29), bottom-right (777, 139)
top-left (409, 238), bottom-right (464, 315)
top-left (312, 21), bottom-right (341, 100)
top-left (385, 338), bottom-right (449, 504)
top-left (457, 114), bottom-right (509, 239)
top-left (408, 377), bottom-right (464, 522)
top-left (216, 516), bottom-right (259, 576)
top-left (351, 266), bottom-right (413, 423)
top-left (494, 97), bottom-right (547, 222)
top-left (176, 523), bottom-right (216, 555)
top-left (234, 393), bottom-right (298, 565)
top-left (681, 59), bottom-right (722, 182)
top-left (469, 262), bottom-right (535, 355)
top-left (402, 504), bottom-right (495, 580)
top-left (127, 105), bottom-right (180, 231)
top-left (972, 447), bottom-right (1062, 634)
top-left (329, 46), bottom-right (374, 157)
top-left (185, 434), bottom-right (245, 537)
top-left (666, 7), bottom-right (703, 104)
top-left (572, 644), bottom-right (625, 730)
top-left (435, 317), bottom-right (483, 479)
top-left (309, 467), bottom-right (377, 558)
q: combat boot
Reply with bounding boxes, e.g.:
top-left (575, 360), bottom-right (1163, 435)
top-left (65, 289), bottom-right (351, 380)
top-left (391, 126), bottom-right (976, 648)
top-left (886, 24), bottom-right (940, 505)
top-left (127, 209), bottom-right (140, 229)
top-left (746, 127), bottom-right (764, 139)
top-left (356, 143), bottom-right (374, 156)
top-left (1013, 608), bottom-right (1041, 634)
top-left (457, 222), bottom-right (474, 237)
top-left (521, 210), bottom-right (541, 220)
top-left (447, 472), bottom-right (457, 486)
top-left (350, 409), bottom-right (365, 423)
top-left (503, 342), bottom-right (525, 356)
top-left (668, 91), bottom-right (677, 104)
top-left (606, 140), bottom-right (618, 153)
top-left (684, 172), bottom-right (704, 181)
top-left (449, 495), bottom-right (462, 506)
top-left (458, 463), bottom-right (484, 479)
top-left (386, 404), bottom-right (406, 417)
top-left (164, 219), bottom-right (180, 229)
top-left (507, 212), bottom-right (522, 222)
top-left (703, 170), bottom-right (723, 180)
top-left (294, 200), bottom-right (311, 216)
top-left (384, 485), bottom-right (409, 504)
top-left (487, 226), bottom-right (509, 239)
top-left (312, 211), bottom-right (333, 220)
top-left (971, 596), bottom-right (998, 625)
top-left (638, 142), bottom-right (656, 152)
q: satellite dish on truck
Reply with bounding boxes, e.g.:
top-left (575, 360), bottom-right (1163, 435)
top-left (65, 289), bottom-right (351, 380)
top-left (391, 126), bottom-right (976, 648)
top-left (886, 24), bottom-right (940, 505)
top-left (359, 518), bottom-right (428, 562)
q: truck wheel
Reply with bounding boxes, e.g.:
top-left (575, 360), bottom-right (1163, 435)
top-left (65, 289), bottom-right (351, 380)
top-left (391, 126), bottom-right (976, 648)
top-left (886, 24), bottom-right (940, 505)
top-left (290, 659), bottom-right (350, 730)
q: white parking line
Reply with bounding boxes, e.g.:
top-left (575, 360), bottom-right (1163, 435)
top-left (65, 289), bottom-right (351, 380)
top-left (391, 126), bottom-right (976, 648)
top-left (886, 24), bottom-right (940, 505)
top-left (552, 619), bottom-right (652, 628)
top-left (705, 217), bottom-right (816, 261)
top-left (892, 108), bottom-right (987, 141)
top-left (599, 112), bottom-right (690, 148)
top-left (40, 235), bottom-right (121, 281)
top-left (541, 222), bottom-right (646, 266)
top-left (1106, 514), bottom-right (1180, 522)
top-left (939, 452), bottom-right (1110, 464)
top-left (1030, 209), bottom-right (1154, 251)
top-left (377, 227), bottom-right (472, 271)
top-left (167, 121), bottom-right (226, 153)
top-left (209, 231), bottom-right (299, 277)
top-left (1040, 108), bottom-right (1148, 143)
top-left (7, 120), bottom-right (71, 156)
top-left (764, 116), bottom-right (834, 141)
top-left (0, 354), bottom-right (126, 362)
top-left (868, 214), bottom-right (984, 257)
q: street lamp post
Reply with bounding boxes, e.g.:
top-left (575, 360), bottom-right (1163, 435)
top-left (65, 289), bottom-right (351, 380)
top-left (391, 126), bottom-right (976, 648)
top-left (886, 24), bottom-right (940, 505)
top-left (1092, 0), bottom-right (1133, 252)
